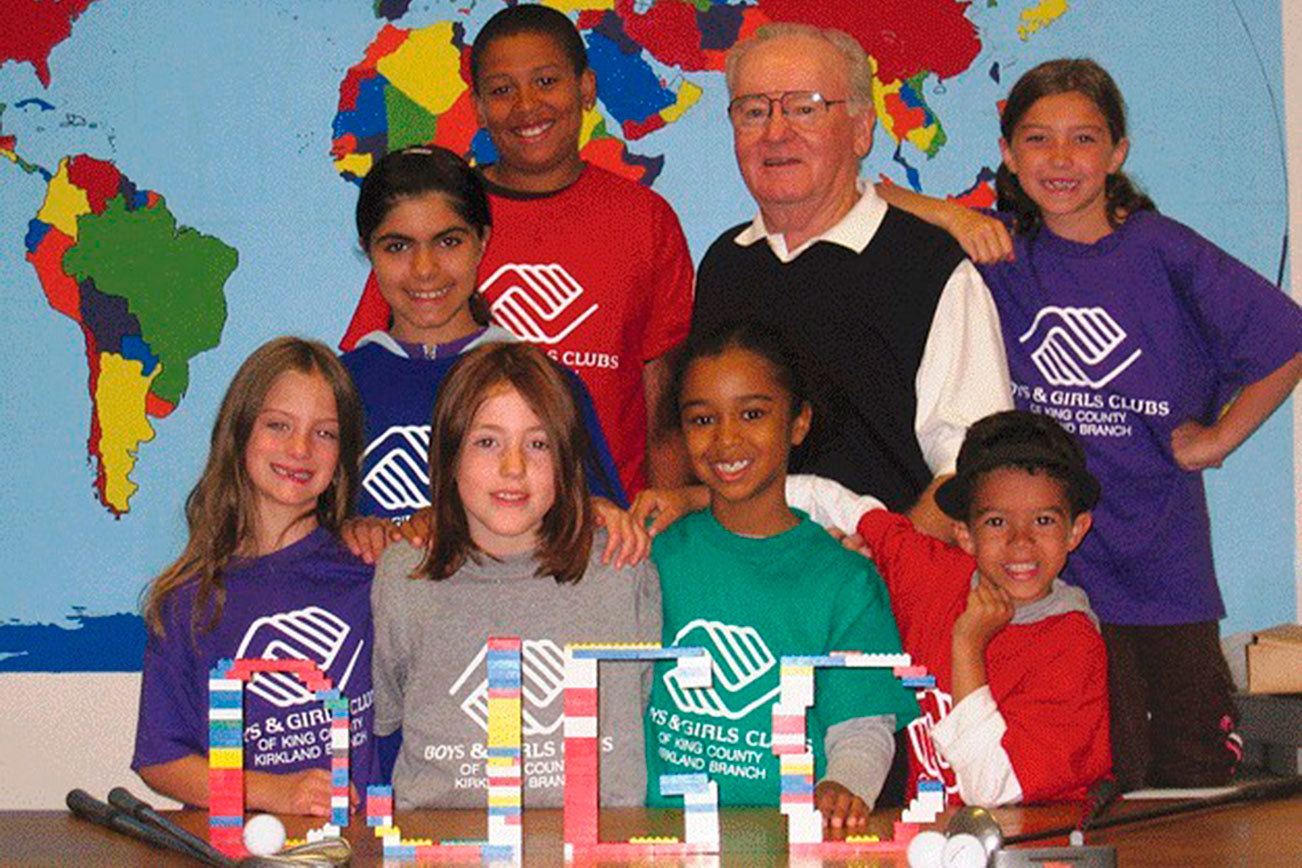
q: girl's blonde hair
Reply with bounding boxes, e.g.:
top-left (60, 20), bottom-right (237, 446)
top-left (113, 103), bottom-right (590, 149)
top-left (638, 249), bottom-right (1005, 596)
top-left (142, 337), bottom-right (364, 637)
top-left (418, 342), bottom-right (594, 584)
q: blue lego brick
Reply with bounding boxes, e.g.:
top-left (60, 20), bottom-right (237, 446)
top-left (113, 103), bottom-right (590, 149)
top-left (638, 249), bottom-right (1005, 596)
top-left (780, 777), bottom-right (815, 795)
top-left (209, 815), bottom-right (244, 827)
top-left (781, 655), bottom-right (844, 667)
top-left (208, 692), bottom-right (243, 709)
top-left (659, 773), bottom-right (710, 796)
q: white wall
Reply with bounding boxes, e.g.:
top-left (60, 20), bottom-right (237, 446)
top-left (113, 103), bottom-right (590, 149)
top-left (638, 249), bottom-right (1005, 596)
top-left (0, 674), bottom-right (177, 810)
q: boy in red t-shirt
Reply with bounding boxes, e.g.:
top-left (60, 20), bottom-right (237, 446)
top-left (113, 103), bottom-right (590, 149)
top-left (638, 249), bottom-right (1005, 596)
top-left (790, 410), bottom-right (1111, 806)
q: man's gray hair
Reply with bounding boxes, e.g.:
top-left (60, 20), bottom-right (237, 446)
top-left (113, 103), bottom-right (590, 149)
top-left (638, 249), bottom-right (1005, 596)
top-left (724, 22), bottom-right (875, 110)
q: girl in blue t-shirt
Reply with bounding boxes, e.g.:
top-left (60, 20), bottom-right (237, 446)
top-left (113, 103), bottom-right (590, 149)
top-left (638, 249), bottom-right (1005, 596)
top-left (133, 337), bottom-right (376, 816)
top-left (879, 58), bottom-right (1302, 790)
top-left (637, 323), bottom-right (917, 837)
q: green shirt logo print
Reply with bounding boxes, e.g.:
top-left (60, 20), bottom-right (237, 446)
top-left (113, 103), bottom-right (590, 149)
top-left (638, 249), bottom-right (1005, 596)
top-left (665, 619), bottom-right (779, 720)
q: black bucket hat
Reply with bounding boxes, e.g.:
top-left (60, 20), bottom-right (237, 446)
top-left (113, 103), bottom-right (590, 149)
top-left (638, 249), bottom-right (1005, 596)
top-left (935, 410), bottom-right (1101, 520)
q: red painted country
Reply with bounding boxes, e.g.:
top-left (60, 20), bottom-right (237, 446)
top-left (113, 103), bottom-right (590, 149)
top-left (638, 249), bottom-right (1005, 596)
top-left (757, 0), bottom-right (980, 83)
top-left (0, 0), bottom-right (97, 87)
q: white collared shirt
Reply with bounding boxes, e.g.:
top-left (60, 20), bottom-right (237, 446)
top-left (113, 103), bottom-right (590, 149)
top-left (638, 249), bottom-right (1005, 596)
top-left (734, 182), bottom-right (1013, 476)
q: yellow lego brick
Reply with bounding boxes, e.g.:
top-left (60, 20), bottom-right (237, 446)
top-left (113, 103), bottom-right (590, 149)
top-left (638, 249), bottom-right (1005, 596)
top-left (374, 825), bottom-right (399, 837)
top-left (209, 748), bottom-right (243, 768)
top-left (629, 836), bottom-right (681, 844)
top-left (488, 793), bottom-right (522, 807)
top-left (846, 835), bottom-right (881, 843)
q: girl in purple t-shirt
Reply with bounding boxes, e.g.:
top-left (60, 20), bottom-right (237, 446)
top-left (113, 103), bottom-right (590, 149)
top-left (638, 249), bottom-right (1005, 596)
top-left (132, 337), bottom-right (377, 815)
top-left (880, 59), bottom-right (1301, 791)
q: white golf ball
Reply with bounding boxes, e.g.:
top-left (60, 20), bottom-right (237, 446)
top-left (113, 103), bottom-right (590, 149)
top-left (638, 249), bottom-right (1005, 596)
top-left (242, 813), bottom-right (287, 856)
top-left (907, 830), bottom-right (948, 867)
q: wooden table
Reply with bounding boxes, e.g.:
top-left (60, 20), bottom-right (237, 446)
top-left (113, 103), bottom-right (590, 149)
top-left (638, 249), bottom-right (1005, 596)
top-left (2, 796), bottom-right (1298, 865)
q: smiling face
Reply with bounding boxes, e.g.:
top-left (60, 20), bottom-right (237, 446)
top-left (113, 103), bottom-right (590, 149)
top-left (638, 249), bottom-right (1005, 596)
top-left (999, 90), bottom-right (1129, 243)
top-left (680, 347), bottom-right (811, 536)
top-left (473, 31), bottom-right (595, 192)
top-left (244, 369), bottom-right (341, 547)
top-left (730, 34), bottom-right (873, 244)
top-left (366, 192), bottom-right (487, 346)
top-left (954, 466), bottom-right (1092, 606)
top-left (455, 385), bottom-right (558, 558)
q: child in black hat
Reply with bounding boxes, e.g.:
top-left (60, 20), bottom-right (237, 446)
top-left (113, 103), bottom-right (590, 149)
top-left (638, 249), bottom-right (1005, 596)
top-left (787, 410), bottom-right (1111, 807)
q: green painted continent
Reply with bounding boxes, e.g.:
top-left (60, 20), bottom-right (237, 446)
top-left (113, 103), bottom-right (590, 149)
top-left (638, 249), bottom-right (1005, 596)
top-left (64, 195), bottom-right (237, 404)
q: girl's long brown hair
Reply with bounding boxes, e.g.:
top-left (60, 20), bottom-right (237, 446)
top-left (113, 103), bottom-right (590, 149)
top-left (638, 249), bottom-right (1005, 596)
top-left (142, 337), bottom-right (364, 637)
top-left (996, 58), bottom-right (1156, 236)
top-left (418, 342), bottom-right (593, 584)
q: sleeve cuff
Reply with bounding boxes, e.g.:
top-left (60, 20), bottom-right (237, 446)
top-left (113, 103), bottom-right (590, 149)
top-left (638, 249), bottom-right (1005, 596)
top-left (819, 714), bottom-right (896, 810)
top-left (930, 686), bottom-right (1024, 806)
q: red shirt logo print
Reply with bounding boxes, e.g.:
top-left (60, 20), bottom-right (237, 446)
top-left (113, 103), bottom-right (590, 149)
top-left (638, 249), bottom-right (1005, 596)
top-left (483, 263), bottom-right (599, 346)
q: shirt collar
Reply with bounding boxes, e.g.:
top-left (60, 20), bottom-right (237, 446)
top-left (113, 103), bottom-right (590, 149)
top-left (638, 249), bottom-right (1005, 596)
top-left (733, 180), bottom-right (888, 263)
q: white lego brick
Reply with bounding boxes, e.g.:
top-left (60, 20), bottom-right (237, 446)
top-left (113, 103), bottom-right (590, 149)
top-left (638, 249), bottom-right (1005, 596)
top-left (563, 715), bottom-right (598, 738)
top-left (563, 655), bottom-right (598, 688)
top-left (208, 678), bottom-right (242, 693)
top-left (208, 706), bottom-right (242, 721)
top-left (785, 806), bottom-right (824, 844)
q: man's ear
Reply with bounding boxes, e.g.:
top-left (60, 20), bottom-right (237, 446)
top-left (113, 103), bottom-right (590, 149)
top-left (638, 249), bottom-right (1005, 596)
top-left (853, 105), bottom-right (875, 159)
top-left (790, 400), bottom-right (813, 447)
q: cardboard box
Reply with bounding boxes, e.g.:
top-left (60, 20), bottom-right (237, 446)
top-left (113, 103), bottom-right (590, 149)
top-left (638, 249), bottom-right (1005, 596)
top-left (1245, 624), bottom-right (1302, 694)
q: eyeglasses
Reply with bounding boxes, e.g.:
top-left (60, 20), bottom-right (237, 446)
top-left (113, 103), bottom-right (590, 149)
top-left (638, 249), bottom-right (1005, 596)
top-left (727, 91), bottom-right (851, 129)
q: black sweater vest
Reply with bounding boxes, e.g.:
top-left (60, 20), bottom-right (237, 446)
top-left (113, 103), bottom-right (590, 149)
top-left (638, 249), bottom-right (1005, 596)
top-left (692, 206), bottom-right (965, 511)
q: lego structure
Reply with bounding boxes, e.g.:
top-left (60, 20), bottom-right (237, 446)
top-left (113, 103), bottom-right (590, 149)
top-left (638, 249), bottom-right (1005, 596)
top-left (367, 636), bottom-right (522, 862)
top-left (207, 658), bottom-right (350, 858)
top-left (771, 652), bottom-right (944, 858)
top-left (561, 642), bottom-right (719, 862)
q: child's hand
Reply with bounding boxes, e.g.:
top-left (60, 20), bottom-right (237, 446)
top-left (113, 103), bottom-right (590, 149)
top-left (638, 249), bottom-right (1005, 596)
top-left (1170, 419), bottom-right (1228, 471)
top-left (827, 527), bottom-right (874, 559)
top-left (814, 780), bottom-right (869, 840)
top-left (592, 497), bottom-right (651, 568)
top-left (399, 507), bottom-right (433, 548)
top-left (248, 768), bottom-right (334, 816)
top-left (629, 485), bottom-right (708, 537)
top-left (341, 516), bottom-right (402, 564)
top-left (944, 206), bottom-right (1015, 264)
top-left (954, 575), bottom-right (1015, 651)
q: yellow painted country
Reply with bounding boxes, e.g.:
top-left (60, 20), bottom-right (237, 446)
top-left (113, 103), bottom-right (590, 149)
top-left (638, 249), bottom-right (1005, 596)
top-left (376, 23), bottom-right (464, 116)
top-left (95, 353), bottom-right (159, 512)
top-left (544, 0), bottom-right (615, 13)
top-left (36, 159), bottom-right (91, 239)
top-left (1019, 0), bottom-right (1070, 40)
top-left (334, 152), bottom-right (373, 179)
top-left (661, 81), bottom-right (703, 123)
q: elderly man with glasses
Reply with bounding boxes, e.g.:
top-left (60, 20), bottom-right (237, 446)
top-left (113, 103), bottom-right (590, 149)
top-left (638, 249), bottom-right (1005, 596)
top-left (692, 23), bottom-right (1012, 539)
